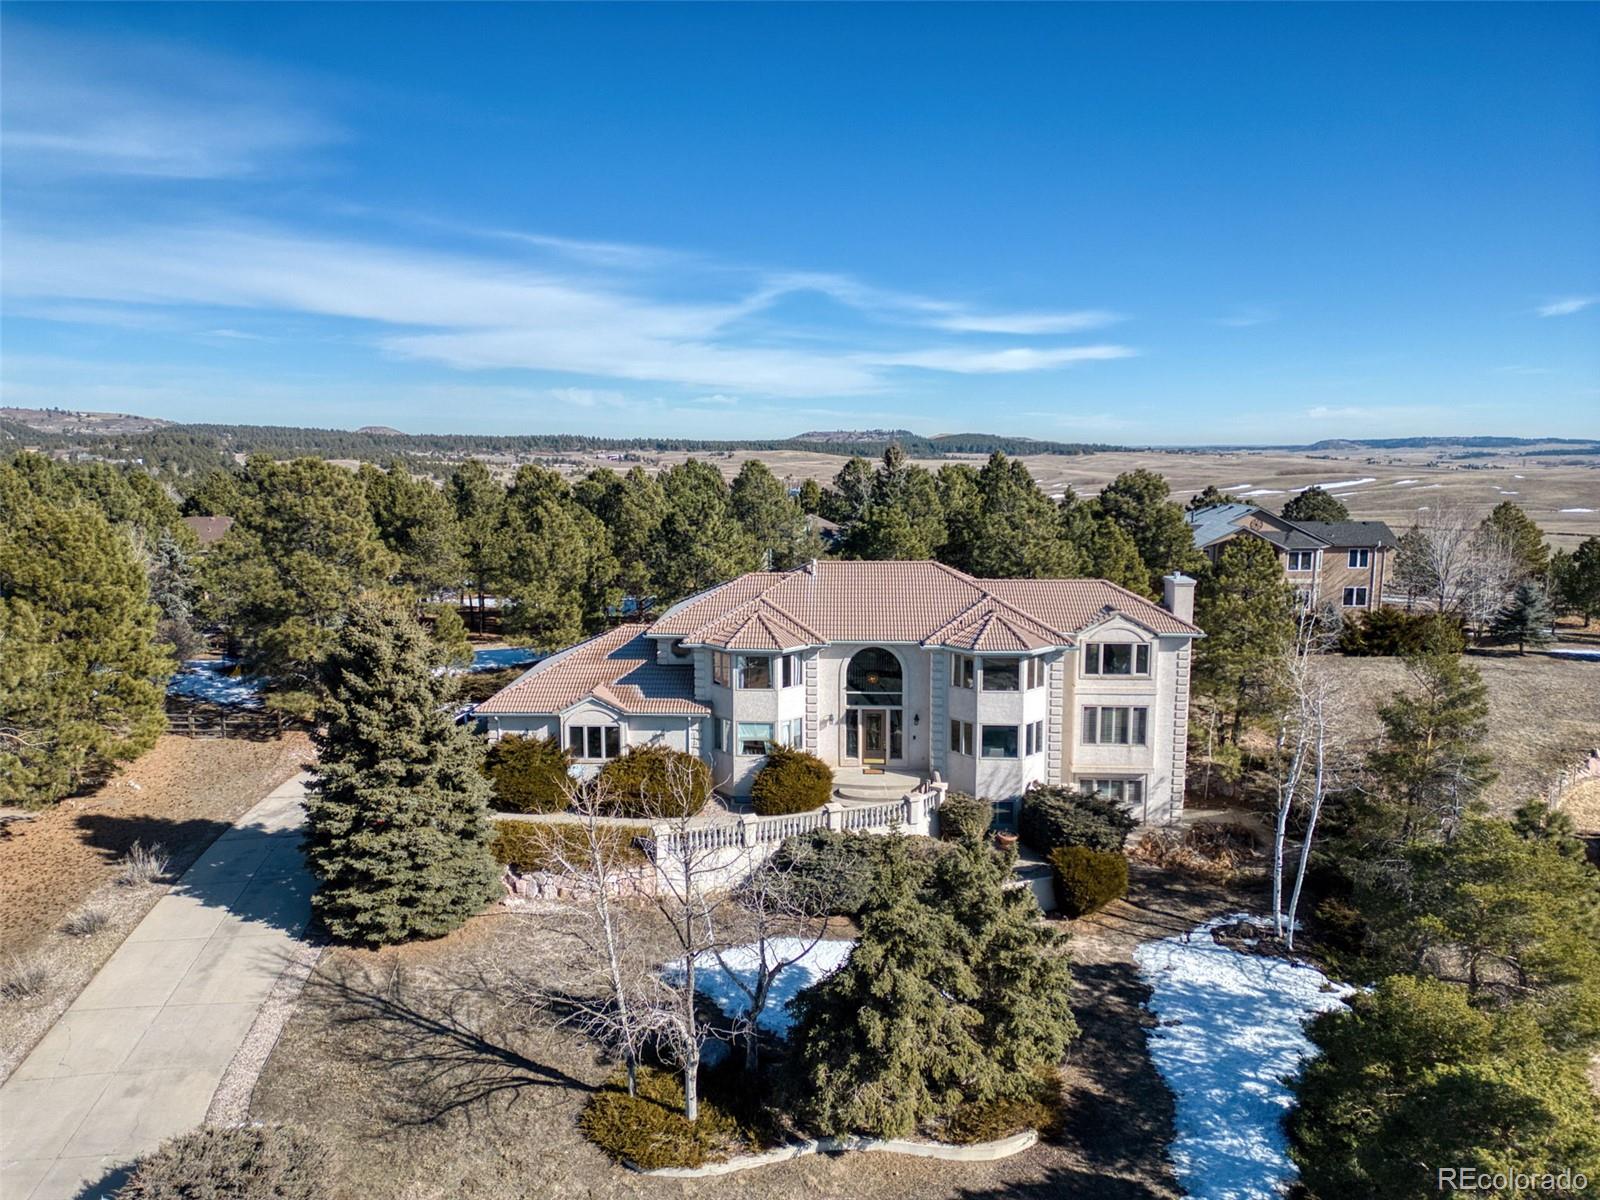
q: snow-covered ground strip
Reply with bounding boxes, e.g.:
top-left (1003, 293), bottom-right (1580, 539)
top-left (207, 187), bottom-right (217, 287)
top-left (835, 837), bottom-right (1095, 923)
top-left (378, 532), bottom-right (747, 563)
top-left (1221, 483), bottom-right (1254, 490)
top-left (1549, 649), bottom-right (1600, 662)
top-left (1560, 507), bottom-right (1595, 514)
top-left (1291, 478), bottom-right (1375, 492)
top-left (1391, 478), bottom-right (1419, 486)
top-left (1134, 914), bottom-right (1352, 1200)
top-left (168, 660), bottom-right (266, 708)
top-left (683, 938), bottom-right (855, 1037)
top-left (1239, 489), bottom-right (1284, 497)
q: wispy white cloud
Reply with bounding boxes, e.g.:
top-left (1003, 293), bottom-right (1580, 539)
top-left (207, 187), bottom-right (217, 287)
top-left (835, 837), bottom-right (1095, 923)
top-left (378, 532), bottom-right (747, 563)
top-left (0, 22), bottom-right (335, 179)
top-left (3, 222), bottom-right (1135, 397)
top-left (926, 310), bottom-right (1121, 335)
top-left (1212, 306), bottom-right (1277, 328)
top-left (1536, 295), bottom-right (1598, 317)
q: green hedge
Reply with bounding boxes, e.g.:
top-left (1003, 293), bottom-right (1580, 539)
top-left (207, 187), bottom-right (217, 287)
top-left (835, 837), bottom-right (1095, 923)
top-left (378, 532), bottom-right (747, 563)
top-left (597, 745), bottom-right (711, 819)
top-left (938, 792), bottom-right (991, 844)
top-left (116, 1125), bottom-right (328, 1200)
top-left (483, 734), bottom-right (572, 814)
top-left (1020, 786), bottom-right (1138, 855)
top-left (1339, 608), bottom-right (1465, 656)
top-left (489, 819), bottom-right (647, 873)
top-left (750, 746), bottom-right (833, 815)
top-left (762, 830), bottom-right (954, 917)
top-left (1049, 846), bottom-right (1129, 918)
top-left (578, 1067), bottom-right (740, 1170)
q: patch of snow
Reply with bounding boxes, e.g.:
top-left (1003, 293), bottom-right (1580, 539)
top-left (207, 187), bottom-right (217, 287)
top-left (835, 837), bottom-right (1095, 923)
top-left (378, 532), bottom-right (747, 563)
top-left (167, 660), bottom-right (265, 709)
top-left (470, 647), bottom-right (542, 673)
top-left (1134, 914), bottom-right (1352, 1200)
top-left (1221, 483), bottom-right (1254, 490)
top-left (1548, 649), bottom-right (1600, 661)
top-left (1514, 474), bottom-right (1525, 479)
top-left (1238, 489), bottom-right (1285, 497)
top-left (1291, 478), bottom-right (1375, 492)
top-left (1390, 479), bottom-right (1419, 486)
top-left (1560, 508), bottom-right (1595, 514)
top-left (682, 938), bottom-right (855, 1038)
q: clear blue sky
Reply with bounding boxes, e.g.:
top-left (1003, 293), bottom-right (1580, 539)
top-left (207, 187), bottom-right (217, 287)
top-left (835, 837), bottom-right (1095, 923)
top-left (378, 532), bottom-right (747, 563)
top-left (3, 2), bottom-right (1597, 442)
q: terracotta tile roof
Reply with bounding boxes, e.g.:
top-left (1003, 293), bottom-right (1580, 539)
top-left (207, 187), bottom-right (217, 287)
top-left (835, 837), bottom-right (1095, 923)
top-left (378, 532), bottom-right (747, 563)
top-left (650, 560), bottom-right (1201, 648)
top-left (476, 624), bottom-right (708, 716)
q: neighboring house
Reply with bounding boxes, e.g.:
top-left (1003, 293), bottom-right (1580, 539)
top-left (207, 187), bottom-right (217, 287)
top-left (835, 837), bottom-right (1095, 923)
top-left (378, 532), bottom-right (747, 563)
top-left (1186, 504), bottom-right (1396, 611)
top-left (477, 560), bottom-right (1203, 824)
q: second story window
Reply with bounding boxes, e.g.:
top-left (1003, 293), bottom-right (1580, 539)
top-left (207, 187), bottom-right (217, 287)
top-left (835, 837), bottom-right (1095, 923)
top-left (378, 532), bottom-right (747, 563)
top-left (950, 653), bottom-right (975, 688)
top-left (1288, 550), bottom-right (1315, 571)
top-left (1084, 643), bottom-right (1151, 676)
top-left (781, 653), bottom-right (801, 687)
top-left (1082, 705), bottom-right (1148, 746)
top-left (735, 655), bottom-right (772, 688)
top-left (1348, 548), bottom-right (1370, 568)
top-left (981, 657), bottom-right (1020, 691)
top-left (712, 652), bottom-right (730, 687)
top-left (1026, 657), bottom-right (1046, 689)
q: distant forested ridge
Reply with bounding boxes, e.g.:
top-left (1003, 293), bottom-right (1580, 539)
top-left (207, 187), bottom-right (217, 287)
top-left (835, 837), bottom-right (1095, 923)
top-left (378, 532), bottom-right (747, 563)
top-left (0, 413), bottom-right (1116, 476)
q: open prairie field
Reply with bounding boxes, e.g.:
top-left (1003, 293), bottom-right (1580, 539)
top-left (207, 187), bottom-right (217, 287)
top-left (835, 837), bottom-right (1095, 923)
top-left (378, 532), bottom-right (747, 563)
top-left (546, 444), bottom-right (1599, 550)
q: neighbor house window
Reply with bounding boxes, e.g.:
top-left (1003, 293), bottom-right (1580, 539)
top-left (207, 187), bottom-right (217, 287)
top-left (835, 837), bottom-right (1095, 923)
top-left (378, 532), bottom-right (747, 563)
top-left (568, 724), bottom-right (622, 761)
top-left (1348, 548), bottom-right (1370, 569)
top-left (1025, 720), bottom-right (1045, 756)
top-left (736, 655), bottom-right (772, 689)
top-left (781, 653), bottom-right (801, 687)
top-left (737, 722), bottom-right (775, 755)
top-left (1342, 586), bottom-right (1369, 607)
top-left (712, 719), bottom-right (731, 753)
top-left (949, 719), bottom-right (974, 757)
top-left (712, 652), bottom-right (731, 687)
top-left (1026, 657), bottom-right (1047, 689)
top-left (950, 654), bottom-right (975, 689)
top-left (981, 657), bottom-right (1021, 691)
top-left (980, 725), bottom-right (1019, 758)
top-left (1079, 778), bottom-right (1144, 808)
top-left (1084, 643), bottom-right (1150, 676)
top-left (1288, 551), bottom-right (1315, 571)
top-left (1081, 706), bottom-right (1148, 746)
top-left (778, 718), bottom-right (804, 749)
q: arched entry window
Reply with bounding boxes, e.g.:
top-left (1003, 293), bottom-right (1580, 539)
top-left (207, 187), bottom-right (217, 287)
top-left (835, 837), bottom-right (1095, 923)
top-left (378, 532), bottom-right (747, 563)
top-left (844, 648), bottom-right (903, 764)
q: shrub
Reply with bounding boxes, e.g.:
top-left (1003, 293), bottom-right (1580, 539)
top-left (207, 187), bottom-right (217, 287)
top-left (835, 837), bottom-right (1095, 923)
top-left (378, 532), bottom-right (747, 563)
top-left (1050, 846), bottom-right (1128, 917)
top-left (938, 791), bottom-right (991, 844)
top-left (749, 746), bottom-right (833, 815)
top-left (578, 1067), bottom-right (740, 1170)
top-left (0, 955), bottom-right (49, 1002)
top-left (62, 907), bottom-right (112, 937)
top-left (763, 830), bottom-right (953, 917)
top-left (942, 1070), bottom-right (1063, 1144)
top-left (1128, 822), bottom-right (1255, 883)
top-left (117, 841), bottom-right (170, 886)
top-left (489, 819), bottom-right (647, 874)
top-left (1339, 608), bottom-right (1465, 657)
top-left (597, 745), bottom-right (711, 819)
top-left (483, 734), bottom-right (572, 814)
top-left (116, 1124), bottom-right (329, 1200)
top-left (1019, 787), bottom-right (1137, 855)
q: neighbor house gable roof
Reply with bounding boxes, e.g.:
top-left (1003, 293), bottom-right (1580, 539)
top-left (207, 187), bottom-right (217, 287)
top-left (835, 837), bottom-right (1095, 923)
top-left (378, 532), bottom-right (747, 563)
top-left (476, 624), bottom-right (708, 717)
top-left (1187, 504), bottom-right (1327, 551)
top-left (1290, 519), bottom-right (1398, 549)
top-left (647, 560), bottom-right (1200, 648)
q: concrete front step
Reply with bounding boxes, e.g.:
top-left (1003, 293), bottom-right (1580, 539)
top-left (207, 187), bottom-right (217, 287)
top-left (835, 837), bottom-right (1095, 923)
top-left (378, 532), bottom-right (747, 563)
top-left (833, 769), bottom-right (926, 802)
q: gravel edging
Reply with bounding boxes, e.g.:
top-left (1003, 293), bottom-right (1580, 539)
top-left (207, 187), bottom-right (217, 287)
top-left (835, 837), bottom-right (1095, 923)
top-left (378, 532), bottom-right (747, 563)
top-left (628, 1128), bottom-right (1039, 1177)
top-left (207, 937), bottom-right (326, 1125)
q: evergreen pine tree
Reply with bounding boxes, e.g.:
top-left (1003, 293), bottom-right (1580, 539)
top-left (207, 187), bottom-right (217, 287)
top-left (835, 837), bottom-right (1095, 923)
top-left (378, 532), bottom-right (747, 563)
top-left (304, 594), bottom-right (499, 945)
top-left (1479, 501), bottom-right (1550, 581)
top-left (1095, 469), bottom-right (1205, 592)
top-left (148, 528), bottom-right (204, 662)
top-left (1281, 486), bottom-right (1350, 523)
top-left (1187, 484), bottom-right (1251, 510)
top-left (1192, 537), bottom-right (1296, 740)
top-left (651, 459), bottom-right (758, 601)
top-left (827, 455), bottom-right (875, 528)
top-left (446, 458), bottom-right (509, 631)
top-left (573, 466), bottom-right (666, 615)
top-left (501, 465), bottom-right (619, 647)
top-left (795, 477), bottom-right (825, 516)
top-left (1553, 537), bottom-right (1600, 623)
top-left (730, 459), bottom-right (821, 569)
top-left (361, 462), bottom-right (462, 596)
top-left (1490, 581), bottom-right (1555, 653)
top-left (0, 465), bottom-right (169, 806)
top-left (940, 452), bottom-right (1082, 578)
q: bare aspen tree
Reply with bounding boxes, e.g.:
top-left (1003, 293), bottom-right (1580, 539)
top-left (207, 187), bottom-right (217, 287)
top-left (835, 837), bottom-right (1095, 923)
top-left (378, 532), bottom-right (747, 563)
top-left (1282, 657), bottom-right (1354, 950)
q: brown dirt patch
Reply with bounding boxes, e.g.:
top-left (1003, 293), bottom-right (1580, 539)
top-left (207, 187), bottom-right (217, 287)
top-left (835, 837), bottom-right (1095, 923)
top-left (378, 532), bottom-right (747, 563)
top-left (250, 871), bottom-right (1245, 1200)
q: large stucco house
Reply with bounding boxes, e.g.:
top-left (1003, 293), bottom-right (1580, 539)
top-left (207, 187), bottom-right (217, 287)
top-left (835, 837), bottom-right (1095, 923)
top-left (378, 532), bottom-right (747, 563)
top-left (476, 560), bottom-right (1203, 824)
top-left (1187, 503), bottom-right (1396, 612)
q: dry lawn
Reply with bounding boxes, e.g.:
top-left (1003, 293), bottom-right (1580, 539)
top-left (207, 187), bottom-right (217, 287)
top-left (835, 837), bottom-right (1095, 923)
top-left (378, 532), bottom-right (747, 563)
top-left (1321, 650), bottom-right (1600, 814)
top-left (250, 870), bottom-right (1244, 1200)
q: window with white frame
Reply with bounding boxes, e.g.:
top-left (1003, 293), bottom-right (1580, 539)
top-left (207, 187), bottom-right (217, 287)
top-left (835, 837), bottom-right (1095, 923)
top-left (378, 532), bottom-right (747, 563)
top-left (1079, 777), bottom-right (1144, 809)
top-left (1348, 548), bottom-right (1370, 568)
top-left (1024, 720), bottom-right (1045, 755)
top-left (568, 724), bottom-right (622, 761)
top-left (712, 652), bottom-right (731, 687)
top-left (1081, 706), bottom-right (1149, 745)
top-left (1026, 657), bottom-right (1046, 689)
top-left (778, 717), bottom-right (804, 749)
top-left (1342, 586), bottom-right (1369, 607)
top-left (780, 653), bottom-right (801, 687)
top-left (714, 718), bottom-right (731, 753)
top-left (1083, 643), bottom-right (1151, 676)
top-left (949, 719), bottom-right (974, 756)
top-left (736, 722), bottom-right (775, 755)
top-left (980, 724), bottom-right (1018, 758)
top-left (950, 654), bottom-right (975, 689)
top-left (981, 657), bottom-right (1021, 691)
top-left (735, 655), bottom-right (772, 688)
top-left (1287, 550), bottom-right (1315, 571)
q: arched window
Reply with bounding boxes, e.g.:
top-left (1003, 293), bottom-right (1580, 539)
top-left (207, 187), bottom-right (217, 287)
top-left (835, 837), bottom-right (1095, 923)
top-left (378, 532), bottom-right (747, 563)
top-left (845, 648), bottom-right (903, 707)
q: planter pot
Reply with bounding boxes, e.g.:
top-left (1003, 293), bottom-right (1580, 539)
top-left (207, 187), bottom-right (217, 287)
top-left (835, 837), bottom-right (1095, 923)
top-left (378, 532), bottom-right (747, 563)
top-left (994, 833), bottom-right (1019, 852)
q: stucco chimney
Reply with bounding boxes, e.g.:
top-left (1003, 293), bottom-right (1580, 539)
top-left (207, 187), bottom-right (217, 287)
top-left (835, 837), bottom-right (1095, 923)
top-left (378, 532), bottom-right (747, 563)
top-left (806, 558), bottom-right (818, 575)
top-left (1162, 573), bottom-right (1196, 624)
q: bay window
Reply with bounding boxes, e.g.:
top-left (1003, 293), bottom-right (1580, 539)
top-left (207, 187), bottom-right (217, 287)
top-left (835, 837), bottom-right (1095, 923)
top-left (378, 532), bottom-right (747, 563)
top-left (980, 725), bottom-right (1019, 758)
top-left (981, 657), bottom-right (1020, 691)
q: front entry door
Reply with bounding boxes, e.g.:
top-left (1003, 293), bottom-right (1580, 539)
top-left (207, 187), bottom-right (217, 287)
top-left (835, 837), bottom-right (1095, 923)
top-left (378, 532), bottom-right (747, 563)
top-left (860, 710), bottom-right (888, 767)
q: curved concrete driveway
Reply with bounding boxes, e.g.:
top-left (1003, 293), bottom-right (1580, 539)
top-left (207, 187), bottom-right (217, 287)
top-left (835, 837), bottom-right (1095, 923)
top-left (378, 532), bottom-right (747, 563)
top-left (1, 775), bottom-right (316, 1200)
